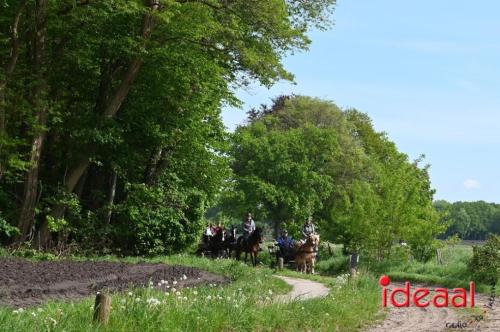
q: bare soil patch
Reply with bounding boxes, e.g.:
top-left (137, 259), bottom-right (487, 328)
top-left (0, 258), bottom-right (226, 308)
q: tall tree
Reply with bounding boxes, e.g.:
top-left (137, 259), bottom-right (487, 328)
top-left (0, 0), bottom-right (336, 251)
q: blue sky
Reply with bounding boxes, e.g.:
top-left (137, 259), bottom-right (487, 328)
top-left (221, 0), bottom-right (500, 203)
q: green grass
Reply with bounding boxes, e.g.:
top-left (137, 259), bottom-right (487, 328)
top-left (0, 254), bottom-right (382, 332)
top-left (361, 244), bottom-right (497, 294)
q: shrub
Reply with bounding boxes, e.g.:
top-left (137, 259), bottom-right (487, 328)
top-left (468, 235), bottom-right (500, 285)
top-left (116, 181), bottom-right (205, 255)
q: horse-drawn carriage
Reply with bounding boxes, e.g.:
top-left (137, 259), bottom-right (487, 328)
top-left (197, 225), bottom-right (264, 266)
top-left (268, 233), bottom-right (320, 273)
top-left (197, 225), bottom-right (238, 258)
top-left (198, 223), bottom-right (318, 272)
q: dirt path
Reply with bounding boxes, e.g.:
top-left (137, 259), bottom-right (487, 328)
top-left (274, 275), bottom-right (329, 302)
top-left (366, 282), bottom-right (500, 332)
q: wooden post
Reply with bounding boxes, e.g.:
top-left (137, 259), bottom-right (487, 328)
top-left (436, 249), bottom-right (443, 265)
top-left (93, 293), bottom-right (111, 325)
top-left (277, 257), bottom-right (284, 270)
top-left (349, 253), bottom-right (359, 277)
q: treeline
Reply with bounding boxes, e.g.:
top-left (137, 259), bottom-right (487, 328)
top-left (222, 96), bottom-right (443, 261)
top-left (434, 200), bottom-right (500, 240)
top-left (0, 0), bottom-right (335, 254)
top-left (0, 1), bottom-right (445, 261)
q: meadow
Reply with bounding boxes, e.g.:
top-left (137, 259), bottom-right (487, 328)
top-left (0, 254), bottom-right (382, 332)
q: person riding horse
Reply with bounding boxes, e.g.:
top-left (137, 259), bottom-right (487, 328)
top-left (242, 212), bottom-right (256, 246)
top-left (301, 217), bottom-right (318, 253)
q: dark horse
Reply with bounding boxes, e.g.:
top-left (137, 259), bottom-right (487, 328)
top-left (235, 227), bottom-right (263, 267)
top-left (209, 229), bottom-right (226, 258)
top-left (223, 225), bottom-right (238, 258)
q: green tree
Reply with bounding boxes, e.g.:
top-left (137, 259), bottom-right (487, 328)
top-left (227, 96), bottom-right (443, 261)
top-left (0, 0), bottom-right (336, 252)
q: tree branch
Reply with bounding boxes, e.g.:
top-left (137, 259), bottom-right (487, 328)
top-left (1, 0), bottom-right (27, 87)
top-left (103, 0), bottom-right (160, 118)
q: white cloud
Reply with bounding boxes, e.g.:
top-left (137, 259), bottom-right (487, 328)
top-left (463, 179), bottom-right (480, 190)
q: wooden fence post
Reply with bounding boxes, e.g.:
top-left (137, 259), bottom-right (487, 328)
top-left (93, 293), bottom-right (111, 325)
top-left (436, 249), bottom-right (443, 265)
top-left (277, 257), bottom-right (284, 270)
top-left (349, 253), bottom-right (359, 276)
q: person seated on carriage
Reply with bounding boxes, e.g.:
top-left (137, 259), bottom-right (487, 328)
top-left (242, 212), bottom-right (256, 245)
top-left (213, 223), bottom-right (222, 235)
top-left (204, 223), bottom-right (214, 237)
top-left (276, 229), bottom-right (293, 261)
top-left (201, 222), bottom-right (215, 249)
top-left (301, 216), bottom-right (318, 253)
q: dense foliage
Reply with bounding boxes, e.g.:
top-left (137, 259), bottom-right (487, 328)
top-left (225, 96), bottom-right (444, 261)
top-left (468, 235), bottom-right (500, 285)
top-left (435, 200), bottom-right (500, 240)
top-left (0, 0), bottom-right (335, 253)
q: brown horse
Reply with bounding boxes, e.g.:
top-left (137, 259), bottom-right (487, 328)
top-left (236, 228), bottom-right (263, 267)
top-left (295, 234), bottom-right (320, 274)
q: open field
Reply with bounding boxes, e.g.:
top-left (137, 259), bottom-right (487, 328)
top-left (0, 258), bottom-right (226, 308)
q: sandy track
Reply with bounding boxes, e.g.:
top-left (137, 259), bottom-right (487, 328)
top-left (274, 275), bottom-right (329, 302)
top-left (366, 282), bottom-right (500, 332)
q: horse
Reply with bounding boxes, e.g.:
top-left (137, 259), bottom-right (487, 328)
top-left (295, 234), bottom-right (320, 274)
top-left (209, 228), bottom-right (226, 258)
top-left (235, 227), bottom-right (263, 267)
top-left (223, 225), bottom-right (238, 258)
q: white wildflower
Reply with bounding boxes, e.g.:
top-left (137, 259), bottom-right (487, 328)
top-left (193, 290), bottom-right (198, 296)
top-left (146, 298), bottom-right (161, 307)
top-left (128, 291), bottom-right (133, 296)
top-left (173, 280), bottom-right (178, 285)
top-left (268, 289), bottom-right (273, 295)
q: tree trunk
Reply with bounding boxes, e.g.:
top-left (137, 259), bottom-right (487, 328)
top-left (0, 0), bottom-right (27, 179)
top-left (144, 148), bottom-right (163, 185)
top-left (104, 170), bottom-right (117, 225)
top-left (56, 0), bottom-right (160, 194)
top-left (17, 0), bottom-right (49, 243)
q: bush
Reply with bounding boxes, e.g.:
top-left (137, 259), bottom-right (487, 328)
top-left (116, 181), bottom-right (205, 255)
top-left (468, 235), bottom-right (500, 285)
